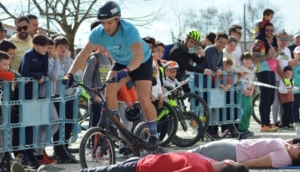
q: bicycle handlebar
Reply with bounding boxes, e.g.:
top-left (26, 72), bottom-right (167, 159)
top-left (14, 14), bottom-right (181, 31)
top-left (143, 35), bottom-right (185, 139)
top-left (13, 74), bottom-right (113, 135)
top-left (71, 77), bottom-right (117, 92)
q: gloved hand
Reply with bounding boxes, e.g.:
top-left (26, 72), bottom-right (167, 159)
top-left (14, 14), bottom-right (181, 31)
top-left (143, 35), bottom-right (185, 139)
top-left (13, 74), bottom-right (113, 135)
top-left (116, 68), bottom-right (130, 83)
top-left (284, 78), bottom-right (291, 86)
top-left (62, 73), bottom-right (74, 88)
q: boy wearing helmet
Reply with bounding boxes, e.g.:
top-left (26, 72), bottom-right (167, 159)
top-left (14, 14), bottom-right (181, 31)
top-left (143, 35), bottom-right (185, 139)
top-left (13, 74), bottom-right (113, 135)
top-left (164, 61), bottom-right (186, 96)
top-left (63, 1), bottom-right (159, 151)
top-left (166, 29), bottom-right (212, 92)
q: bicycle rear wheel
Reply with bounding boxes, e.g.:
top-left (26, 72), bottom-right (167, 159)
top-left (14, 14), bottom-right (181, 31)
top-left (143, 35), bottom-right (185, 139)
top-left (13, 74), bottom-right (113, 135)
top-left (172, 112), bottom-right (204, 147)
top-left (79, 127), bottom-right (116, 169)
top-left (181, 93), bottom-right (210, 133)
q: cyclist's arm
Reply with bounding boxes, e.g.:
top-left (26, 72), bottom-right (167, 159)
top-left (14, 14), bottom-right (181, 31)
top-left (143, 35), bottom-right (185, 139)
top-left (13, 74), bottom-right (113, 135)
top-left (68, 41), bottom-right (96, 74)
top-left (170, 48), bottom-right (204, 73)
top-left (127, 41), bottom-right (144, 71)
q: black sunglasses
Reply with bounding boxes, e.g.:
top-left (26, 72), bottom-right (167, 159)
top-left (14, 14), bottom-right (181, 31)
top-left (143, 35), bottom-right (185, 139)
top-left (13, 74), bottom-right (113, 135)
top-left (16, 25), bottom-right (28, 32)
top-left (0, 29), bottom-right (7, 34)
top-left (265, 29), bottom-right (274, 33)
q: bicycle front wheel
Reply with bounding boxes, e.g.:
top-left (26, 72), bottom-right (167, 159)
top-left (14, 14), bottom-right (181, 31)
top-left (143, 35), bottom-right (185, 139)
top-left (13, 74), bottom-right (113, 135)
top-left (252, 93), bottom-right (261, 125)
top-left (79, 127), bottom-right (116, 169)
top-left (172, 112), bottom-right (204, 147)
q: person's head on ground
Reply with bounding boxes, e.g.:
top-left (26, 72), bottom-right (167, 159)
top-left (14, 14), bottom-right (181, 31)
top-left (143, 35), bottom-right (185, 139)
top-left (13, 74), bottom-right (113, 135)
top-left (293, 31), bottom-right (300, 46)
top-left (214, 32), bottom-right (228, 52)
top-left (225, 36), bottom-right (237, 53)
top-left (152, 41), bottom-right (165, 60)
top-left (241, 52), bottom-right (253, 68)
top-left (293, 46), bottom-right (300, 60)
top-left (32, 34), bottom-right (49, 55)
top-left (0, 51), bottom-right (10, 71)
top-left (265, 23), bottom-right (274, 39)
top-left (26, 14), bottom-right (39, 37)
top-left (14, 16), bottom-right (30, 41)
top-left (47, 38), bottom-right (54, 56)
top-left (216, 160), bottom-right (249, 172)
top-left (168, 61), bottom-right (179, 79)
top-left (228, 25), bottom-right (242, 42)
top-left (143, 36), bottom-right (156, 52)
top-left (283, 66), bottom-right (293, 79)
top-left (185, 29), bottom-right (201, 50)
top-left (0, 40), bottom-right (16, 63)
top-left (97, 1), bottom-right (121, 36)
top-left (0, 21), bottom-right (7, 40)
top-left (54, 36), bottom-right (69, 57)
top-left (263, 8), bottom-right (274, 22)
top-left (202, 32), bottom-right (216, 48)
top-left (285, 143), bottom-right (300, 166)
top-left (223, 57), bottom-right (233, 72)
top-left (278, 31), bottom-right (289, 49)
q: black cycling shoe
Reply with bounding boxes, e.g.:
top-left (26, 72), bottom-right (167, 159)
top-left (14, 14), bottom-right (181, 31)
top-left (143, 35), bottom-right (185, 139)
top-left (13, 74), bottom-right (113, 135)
top-left (146, 136), bottom-right (159, 152)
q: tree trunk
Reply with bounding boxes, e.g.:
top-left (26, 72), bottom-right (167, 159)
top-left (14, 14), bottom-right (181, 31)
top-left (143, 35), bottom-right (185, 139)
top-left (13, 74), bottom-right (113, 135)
top-left (66, 33), bottom-right (76, 59)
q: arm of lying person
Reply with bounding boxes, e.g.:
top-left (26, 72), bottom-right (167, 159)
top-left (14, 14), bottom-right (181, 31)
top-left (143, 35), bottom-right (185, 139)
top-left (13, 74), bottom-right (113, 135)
top-left (240, 154), bottom-right (273, 168)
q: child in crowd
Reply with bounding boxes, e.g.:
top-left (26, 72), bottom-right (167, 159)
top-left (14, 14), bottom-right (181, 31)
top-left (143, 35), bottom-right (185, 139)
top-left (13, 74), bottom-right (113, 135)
top-left (52, 35), bottom-right (80, 163)
top-left (165, 61), bottom-right (186, 95)
top-left (239, 52), bottom-right (255, 136)
top-left (18, 34), bottom-right (49, 169)
top-left (292, 46), bottom-right (300, 128)
top-left (117, 80), bottom-right (138, 156)
top-left (279, 66), bottom-right (294, 129)
top-left (212, 57), bottom-right (232, 92)
top-left (253, 8), bottom-right (274, 39)
top-left (33, 38), bottom-right (59, 165)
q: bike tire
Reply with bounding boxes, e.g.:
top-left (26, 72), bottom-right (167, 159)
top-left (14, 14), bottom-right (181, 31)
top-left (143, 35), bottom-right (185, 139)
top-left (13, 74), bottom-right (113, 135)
top-left (172, 112), bottom-right (204, 147)
top-left (182, 93), bottom-right (210, 133)
top-left (252, 93), bottom-right (261, 125)
top-left (79, 127), bottom-right (116, 169)
top-left (157, 101), bottom-right (178, 147)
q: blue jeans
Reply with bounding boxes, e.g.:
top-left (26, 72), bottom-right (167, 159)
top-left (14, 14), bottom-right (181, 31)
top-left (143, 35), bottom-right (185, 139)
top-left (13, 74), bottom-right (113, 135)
top-left (292, 93), bottom-right (300, 123)
top-left (256, 71), bottom-right (276, 126)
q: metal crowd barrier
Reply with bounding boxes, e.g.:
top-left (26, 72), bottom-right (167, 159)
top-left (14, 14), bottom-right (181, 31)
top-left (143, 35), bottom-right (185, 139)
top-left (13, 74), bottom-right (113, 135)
top-left (189, 72), bottom-right (244, 126)
top-left (0, 77), bottom-right (80, 153)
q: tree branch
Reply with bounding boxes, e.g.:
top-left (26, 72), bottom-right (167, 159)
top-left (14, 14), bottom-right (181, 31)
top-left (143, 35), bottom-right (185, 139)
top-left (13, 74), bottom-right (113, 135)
top-left (0, 3), bottom-right (17, 20)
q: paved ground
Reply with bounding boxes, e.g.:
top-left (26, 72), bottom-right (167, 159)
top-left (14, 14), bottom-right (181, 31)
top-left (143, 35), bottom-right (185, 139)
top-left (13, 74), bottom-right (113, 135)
top-left (21, 109), bottom-right (299, 172)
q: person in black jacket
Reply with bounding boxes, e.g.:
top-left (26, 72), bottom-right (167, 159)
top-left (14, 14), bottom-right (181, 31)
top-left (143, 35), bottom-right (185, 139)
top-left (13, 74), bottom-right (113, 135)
top-left (166, 29), bottom-right (212, 92)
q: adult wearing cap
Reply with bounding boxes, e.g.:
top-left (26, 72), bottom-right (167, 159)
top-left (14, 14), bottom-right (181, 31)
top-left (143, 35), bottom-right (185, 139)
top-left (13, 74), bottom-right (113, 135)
top-left (288, 31), bottom-right (300, 59)
top-left (0, 21), bottom-right (7, 41)
top-left (62, 1), bottom-right (159, 151)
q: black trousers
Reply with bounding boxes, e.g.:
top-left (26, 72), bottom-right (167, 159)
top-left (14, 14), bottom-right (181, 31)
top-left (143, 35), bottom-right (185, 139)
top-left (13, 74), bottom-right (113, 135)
top-left (282, 102), bottom-right (292, 126)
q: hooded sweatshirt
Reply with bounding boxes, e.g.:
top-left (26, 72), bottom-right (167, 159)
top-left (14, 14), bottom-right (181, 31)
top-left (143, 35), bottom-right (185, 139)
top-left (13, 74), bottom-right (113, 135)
top-left (10, 34), bottom-right (33, 71)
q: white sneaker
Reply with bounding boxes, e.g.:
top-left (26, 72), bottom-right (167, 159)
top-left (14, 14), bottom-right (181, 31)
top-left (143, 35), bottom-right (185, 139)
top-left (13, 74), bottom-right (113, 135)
top-left (293, 122), bottom-right (300, 128)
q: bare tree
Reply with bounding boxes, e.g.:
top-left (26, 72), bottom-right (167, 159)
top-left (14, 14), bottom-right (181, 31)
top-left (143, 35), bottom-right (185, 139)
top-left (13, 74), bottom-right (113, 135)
top-left (217, 9), bottom-right (236, 33)
top-left (241, 0), bottom-right (285, 41)
top-left (0, 0), bottom-right (163, 57)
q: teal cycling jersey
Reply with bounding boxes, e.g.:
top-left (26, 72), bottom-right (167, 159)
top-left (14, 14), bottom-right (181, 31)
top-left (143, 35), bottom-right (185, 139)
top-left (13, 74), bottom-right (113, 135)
top-left (89, 19), bottom-right (151, 66)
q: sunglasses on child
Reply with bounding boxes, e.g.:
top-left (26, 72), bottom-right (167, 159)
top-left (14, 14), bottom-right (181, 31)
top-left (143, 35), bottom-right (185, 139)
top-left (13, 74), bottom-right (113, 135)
top-left (16, 25), bottom-right (28, 32)
top-left (265, 29), bottom-right (274, 33)
top-left (280, 38), bottom-right (289, 41)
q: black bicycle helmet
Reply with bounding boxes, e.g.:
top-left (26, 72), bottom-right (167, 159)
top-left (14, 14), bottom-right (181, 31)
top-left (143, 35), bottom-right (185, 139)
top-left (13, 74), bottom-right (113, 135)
top-left (125, 104), bottom-right (142, 122)
top-left (97, 1), bottom-right (121, 21)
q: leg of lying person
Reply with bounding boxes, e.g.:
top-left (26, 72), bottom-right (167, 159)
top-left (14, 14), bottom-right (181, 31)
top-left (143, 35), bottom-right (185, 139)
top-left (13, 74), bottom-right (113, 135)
top-left (80, 157), bottom-right (140, 172)
top-left (188, 139), bottom-right (238, 161)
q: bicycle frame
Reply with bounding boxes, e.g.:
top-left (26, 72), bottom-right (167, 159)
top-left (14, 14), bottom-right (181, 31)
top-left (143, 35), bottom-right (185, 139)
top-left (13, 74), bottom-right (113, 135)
top-left (76, 80), bottom-right (147, 155)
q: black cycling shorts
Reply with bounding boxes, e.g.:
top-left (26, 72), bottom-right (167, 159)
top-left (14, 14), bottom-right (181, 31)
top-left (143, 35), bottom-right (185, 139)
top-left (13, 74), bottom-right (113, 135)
top-left (111, 57), bottom-right (152, 81)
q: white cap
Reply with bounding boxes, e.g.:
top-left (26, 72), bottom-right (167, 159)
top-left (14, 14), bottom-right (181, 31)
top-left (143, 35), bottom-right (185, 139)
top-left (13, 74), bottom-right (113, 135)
top-left (294, 31), bottom-right (300, 38)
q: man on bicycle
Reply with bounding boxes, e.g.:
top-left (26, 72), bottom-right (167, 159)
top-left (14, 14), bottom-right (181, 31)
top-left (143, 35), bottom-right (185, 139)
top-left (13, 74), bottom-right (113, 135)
top-left (62, 1), bottom-right (159, 151)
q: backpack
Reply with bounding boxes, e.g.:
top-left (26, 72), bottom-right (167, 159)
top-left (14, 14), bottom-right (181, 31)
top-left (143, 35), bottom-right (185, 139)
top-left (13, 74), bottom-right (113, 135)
top-left (87, 52), bottom-right (99, 79)
top-left (161, 41), bottom-right (184, 60)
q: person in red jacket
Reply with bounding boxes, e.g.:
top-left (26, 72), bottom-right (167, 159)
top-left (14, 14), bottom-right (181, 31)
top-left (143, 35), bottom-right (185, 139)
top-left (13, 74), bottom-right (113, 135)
top-left (10, 152), bottom-right (248, 172)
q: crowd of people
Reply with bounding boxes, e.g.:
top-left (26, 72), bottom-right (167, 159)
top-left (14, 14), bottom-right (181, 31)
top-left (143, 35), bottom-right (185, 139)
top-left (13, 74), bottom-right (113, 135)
top-left (1, 1), bottom-right (300, 171)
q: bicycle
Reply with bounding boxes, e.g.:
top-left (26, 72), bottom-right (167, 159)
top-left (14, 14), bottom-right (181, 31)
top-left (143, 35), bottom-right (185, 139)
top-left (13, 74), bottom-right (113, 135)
top-left (166, 86), bottom-right (207, 147)
top-left (76, 78), bottom-right (162, 168)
